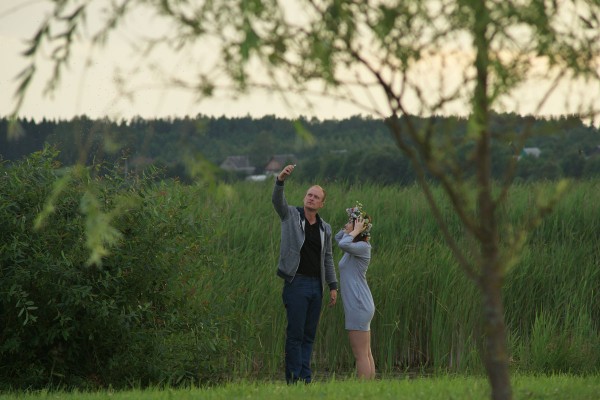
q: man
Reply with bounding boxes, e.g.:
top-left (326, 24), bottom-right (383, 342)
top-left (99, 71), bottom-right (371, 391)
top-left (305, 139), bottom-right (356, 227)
top-left (272, 164), bottom-right (338, 384)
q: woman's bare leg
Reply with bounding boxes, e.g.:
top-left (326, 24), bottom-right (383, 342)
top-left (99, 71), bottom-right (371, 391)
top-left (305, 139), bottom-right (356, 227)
top-left (367, 332), bottom-right (375, 378)
top-left (348, 330), bottom-right (375, 379)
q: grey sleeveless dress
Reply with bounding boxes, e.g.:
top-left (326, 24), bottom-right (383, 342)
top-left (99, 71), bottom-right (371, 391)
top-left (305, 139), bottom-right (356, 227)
top-left (334, 230), bottom-right (375, 331)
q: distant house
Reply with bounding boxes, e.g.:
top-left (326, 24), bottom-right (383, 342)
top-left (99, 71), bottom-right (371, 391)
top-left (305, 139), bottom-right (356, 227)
top-left (264, 154), bottom-right (297, 175)
top-left (518, 147), bottom-right (541, 160)
top-left (220, 155), bottom-right (255, 175)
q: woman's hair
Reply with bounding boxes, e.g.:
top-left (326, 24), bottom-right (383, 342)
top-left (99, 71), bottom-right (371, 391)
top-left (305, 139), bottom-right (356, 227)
top-left (352, 213), bottom-right (372, 243)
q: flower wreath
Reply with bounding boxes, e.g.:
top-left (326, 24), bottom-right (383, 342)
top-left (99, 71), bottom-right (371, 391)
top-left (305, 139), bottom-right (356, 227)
top-left (345, 202), bottom-right (373, 237)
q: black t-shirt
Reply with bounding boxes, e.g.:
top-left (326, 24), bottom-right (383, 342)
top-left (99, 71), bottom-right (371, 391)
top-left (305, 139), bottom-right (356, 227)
top-left (296, 220), bottom-right (321, 277)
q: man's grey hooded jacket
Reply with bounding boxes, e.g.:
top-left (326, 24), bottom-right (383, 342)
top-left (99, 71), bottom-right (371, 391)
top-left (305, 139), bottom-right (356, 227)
top-left (272, 179), bottom-right (338, 291)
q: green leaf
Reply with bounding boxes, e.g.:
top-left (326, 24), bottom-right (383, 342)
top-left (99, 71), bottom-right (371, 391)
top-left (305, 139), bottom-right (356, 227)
top-left (293, 120), bottom-right (316, 147)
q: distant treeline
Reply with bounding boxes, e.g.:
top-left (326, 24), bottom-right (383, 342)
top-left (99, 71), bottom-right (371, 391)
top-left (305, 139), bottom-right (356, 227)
top-left (1, 113), bottom-right (600, 184)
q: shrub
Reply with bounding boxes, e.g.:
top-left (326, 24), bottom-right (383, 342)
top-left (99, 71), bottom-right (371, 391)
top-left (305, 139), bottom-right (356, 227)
top-left (0, 147), bottom-right (233, 389)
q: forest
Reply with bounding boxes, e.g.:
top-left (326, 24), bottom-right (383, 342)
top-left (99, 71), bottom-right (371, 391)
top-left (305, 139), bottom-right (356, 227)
top-left (2, 113), bottom-right (600, 185)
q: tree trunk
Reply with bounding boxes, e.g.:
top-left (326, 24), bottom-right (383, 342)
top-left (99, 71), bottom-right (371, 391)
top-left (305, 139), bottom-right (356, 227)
top-left (470, 0), bottom-right (512, 396)
top-left (480, 267), bottom-right (512, 400)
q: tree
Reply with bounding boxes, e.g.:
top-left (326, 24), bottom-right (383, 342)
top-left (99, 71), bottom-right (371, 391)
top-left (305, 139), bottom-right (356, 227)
top-left (12, 1), bottom-right (600, 399)
top-left (248, 130), bottom-right (276, 168)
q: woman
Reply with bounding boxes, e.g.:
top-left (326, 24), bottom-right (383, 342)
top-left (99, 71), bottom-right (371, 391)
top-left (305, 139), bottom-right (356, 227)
top-left (334, 203), bottom-right (375, 379)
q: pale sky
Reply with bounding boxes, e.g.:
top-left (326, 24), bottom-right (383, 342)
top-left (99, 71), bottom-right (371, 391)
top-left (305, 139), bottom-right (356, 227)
top-left (1, 0), bottom-right (598, 123)
top-left (0, 0), bottom-right (371, 121)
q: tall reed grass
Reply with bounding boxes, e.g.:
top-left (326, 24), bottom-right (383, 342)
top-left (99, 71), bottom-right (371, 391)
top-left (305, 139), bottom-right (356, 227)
top-left (184, 178), bottom-right (600, 378)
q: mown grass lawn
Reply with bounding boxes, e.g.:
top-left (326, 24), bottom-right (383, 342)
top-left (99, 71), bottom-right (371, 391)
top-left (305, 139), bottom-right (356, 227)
top-left (2, 374), bottom-right (599, 400)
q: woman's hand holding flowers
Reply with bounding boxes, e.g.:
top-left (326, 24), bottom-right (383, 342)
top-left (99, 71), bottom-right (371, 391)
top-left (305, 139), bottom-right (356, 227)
top-left (352, 217), bottom-right (367, 236)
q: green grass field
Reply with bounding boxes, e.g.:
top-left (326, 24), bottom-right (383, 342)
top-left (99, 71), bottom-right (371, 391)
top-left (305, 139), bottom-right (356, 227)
top-left (2, 375), bottom-right (599, 400)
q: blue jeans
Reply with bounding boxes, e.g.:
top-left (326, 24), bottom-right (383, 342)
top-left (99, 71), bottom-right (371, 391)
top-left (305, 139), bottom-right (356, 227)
top-left (282, 275), bottom-right (323, 384)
